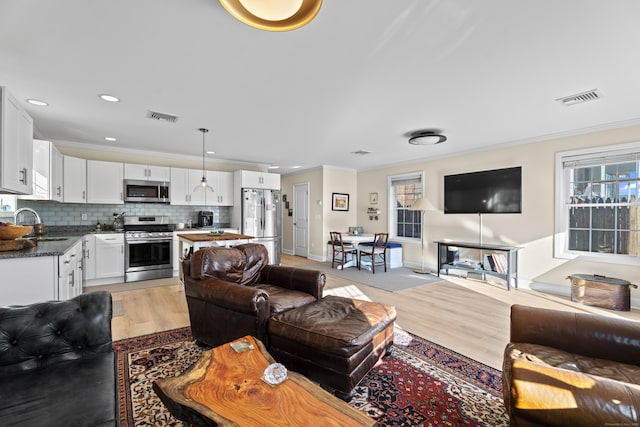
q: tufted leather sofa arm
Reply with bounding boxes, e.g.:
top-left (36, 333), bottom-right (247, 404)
top-left (0, 291), bottom-right (113, 375)
top-left (260, 265), bottom-right (325, 300)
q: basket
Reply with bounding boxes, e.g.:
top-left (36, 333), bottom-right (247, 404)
top-left (0, 225), bottom-right (33, 240)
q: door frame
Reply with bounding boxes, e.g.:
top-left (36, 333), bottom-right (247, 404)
top-left (293, 182), bottom-right (309, 258)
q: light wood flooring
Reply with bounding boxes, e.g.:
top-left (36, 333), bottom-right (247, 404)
top-left (103, 254), bottom-right (640, 370)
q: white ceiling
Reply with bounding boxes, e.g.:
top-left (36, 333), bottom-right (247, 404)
top-left (2, 1), bottom-right (640, 174)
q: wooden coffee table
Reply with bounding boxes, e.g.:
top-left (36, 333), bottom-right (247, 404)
top-left (153, 335), bottom-right (375, 426)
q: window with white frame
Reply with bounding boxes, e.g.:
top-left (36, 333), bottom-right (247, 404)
top-left (388, 172), bottom-right (423, 240)
top-left (556, 142), bottom-right (640, 264)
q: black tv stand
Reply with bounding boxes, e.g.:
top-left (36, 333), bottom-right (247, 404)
top-left (435, 240), bottom-right (521, 290)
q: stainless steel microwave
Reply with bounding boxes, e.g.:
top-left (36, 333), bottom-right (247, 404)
top-left (123, 180), bottom-right (170, 203)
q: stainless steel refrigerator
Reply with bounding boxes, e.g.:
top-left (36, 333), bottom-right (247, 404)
top-left (241, 188), bottom-right (281, 265)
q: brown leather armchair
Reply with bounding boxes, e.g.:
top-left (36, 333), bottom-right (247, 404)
top-left (182, 243), bottom-right (326, 347)
top-left (503, 304), bottom-right (640, 426)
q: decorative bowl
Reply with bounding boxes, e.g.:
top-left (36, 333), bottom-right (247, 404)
top-left (0, 225), bottom-right (33, 240)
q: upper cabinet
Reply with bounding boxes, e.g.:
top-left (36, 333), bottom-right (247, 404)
top-left (235, 170), bottom-right (280, 190)
top-left (87, 160), bottom-right (123, 204)
top-left (208, 171), bottom-right (234, 206)
top-left (124, 163), bottom-right (170, 181)
top-left (63, 157), bottom-right (124, 204)
top-left (22, 139), bottom-right (63, 202)
top-left (0, 87), bottom-right (34, 194)
top-left (63, 155), bottom-right (87, 203)
top-left (170, 167), bottom-right (205, 206)
top-left (170, 168), bottom-right (233, 206)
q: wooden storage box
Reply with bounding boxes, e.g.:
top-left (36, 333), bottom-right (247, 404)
top-left (567, 274), bottom-right (637, 311)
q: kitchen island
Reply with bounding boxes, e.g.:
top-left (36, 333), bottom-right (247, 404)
top-left (177, 232), bottom-right (254, 285)
top-left (177, 232), bottom-right (254, 258)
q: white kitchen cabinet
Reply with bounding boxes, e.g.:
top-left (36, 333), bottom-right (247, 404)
top-left (0, 86), bottom-right (34, 194)
top-left (58, 239), bottom-right (83, 300)
top-left (94, 233), bottom-right (124, 280)
top-left (0, 256), bottom-right (57, 305)
top-left (124, 163), bottom-right (170, 181)
top-left (170, 167), bottom-right (209, 206)
top-left (51, 144), bottom-right (64, 202)
top-left (172, 168), bottom-right (233, 206)
top-left (83, 234), bottom-right (96, 283)
top-left (63, 155), bottom-right (87, 203)
top-left (170, 167), bottom-right (189, 206)
top-left (22, 139), bottom-right (63, 202)
top-left (235, 170), bottom-right (280, 190)
top-left (87, 160), bottom-right (124, 204)
top-left (208, 171), bottom-right (234, 206)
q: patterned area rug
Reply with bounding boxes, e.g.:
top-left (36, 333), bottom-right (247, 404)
top-left (114, 327), bottom-right (508, 426)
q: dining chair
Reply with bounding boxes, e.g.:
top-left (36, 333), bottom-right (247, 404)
top-left (329, 231), bottom-right (358, 269)
top-left (358, 232), bottom-right (389, 273)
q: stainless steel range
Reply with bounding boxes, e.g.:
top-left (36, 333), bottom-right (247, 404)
top-left (124, 215), bottom-right (173, 282)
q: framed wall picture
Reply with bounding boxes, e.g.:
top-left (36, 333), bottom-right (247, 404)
top-left (332, 193), bottom-right (349, 211)
top-left (370, 192), bottom-right (378, 204)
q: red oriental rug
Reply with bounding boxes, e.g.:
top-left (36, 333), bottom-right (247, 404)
top-left (114, 327), bottom-right (508, 426)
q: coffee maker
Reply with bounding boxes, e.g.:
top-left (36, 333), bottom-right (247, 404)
top-left (198, 211), bottom-right (213, 227)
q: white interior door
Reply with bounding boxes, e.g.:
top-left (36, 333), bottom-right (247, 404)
top-left (293, 183), bottom-right (309, 257)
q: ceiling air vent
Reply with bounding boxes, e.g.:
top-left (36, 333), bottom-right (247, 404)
top-left (556, 89), bottom-right (603, 106)
top-left (351, 150), bottom-right (372, 155)
top-left (146, 110), bottom-right (179, 123)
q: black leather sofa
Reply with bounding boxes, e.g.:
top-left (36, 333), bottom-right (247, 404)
top-left (0, 291), bottom-right (117, 427)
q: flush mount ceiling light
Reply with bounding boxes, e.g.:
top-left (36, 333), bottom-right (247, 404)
top-left (194, 128), bottom-right (214, 193)
top-left (26, 99), bottom-right (49, 107)
top-left (99, 94), bottom-right (120, 103)
top-left (408, 132), bottom-right (447, 146)
top-left (104, 137), bottom-right (117, 142)
top-left (219, 0), bottom-right (322, 32)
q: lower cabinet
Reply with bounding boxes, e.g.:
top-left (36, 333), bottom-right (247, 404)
top-left (84, 233), bottom-right (124, 286)
top-left (0, 256), bottom-right (57, 306)
top-left (58, 239), bottom-right (83, 301)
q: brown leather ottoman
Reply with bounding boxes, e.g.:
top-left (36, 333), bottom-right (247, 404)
top-left (267, 295), bottom-right (397, 399)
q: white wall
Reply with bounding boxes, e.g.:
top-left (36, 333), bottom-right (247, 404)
top-left (281, 166), bottom-right (357, 260)
top-left (357, 124), bottom-right (640, 296)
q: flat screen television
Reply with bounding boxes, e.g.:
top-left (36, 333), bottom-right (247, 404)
top-left (444, 166), bottom-right (522, 214)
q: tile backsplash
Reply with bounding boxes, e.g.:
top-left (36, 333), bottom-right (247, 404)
top-left (15, 200), bottom-right (232, 228)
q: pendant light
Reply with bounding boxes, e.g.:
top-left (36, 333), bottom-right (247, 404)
top-left (194, 128), bottom-right (214, 193)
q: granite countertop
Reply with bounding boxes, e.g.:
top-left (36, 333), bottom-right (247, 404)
top-left (176, 232), bottom-right (254, 242)
top-left (0, 229), bottom-right (124, 260)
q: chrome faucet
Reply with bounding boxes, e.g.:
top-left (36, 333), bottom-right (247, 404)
top-left (14, 207), bottom-right (42, 225)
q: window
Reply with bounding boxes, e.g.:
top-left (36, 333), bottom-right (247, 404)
top-left (555, 142), bottom-right (640, 264)
top-left (388, 172), bottom-right (423, 240)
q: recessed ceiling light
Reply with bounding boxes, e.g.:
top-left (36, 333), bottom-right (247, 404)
top-left (206, 151), bottom-right (215, 155)
top-left (291, 166), bottom-right (301, 169)
top-left (26, 99), bottom-right (49, 107)
top-left (104, 137), bottom-right (117, 142)
top-left (268, 166), bottom-right (280, 169)
top-left (99, 94), bottom-right (120, 103)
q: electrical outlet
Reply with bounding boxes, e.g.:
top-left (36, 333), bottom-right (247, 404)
top-left (81, 213), bottom-right (88, 220)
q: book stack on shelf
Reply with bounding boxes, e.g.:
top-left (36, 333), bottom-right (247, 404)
top-left (483, 253), bottom-right (508, 273)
